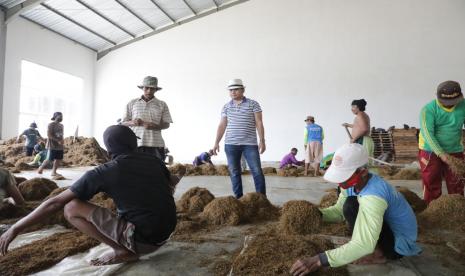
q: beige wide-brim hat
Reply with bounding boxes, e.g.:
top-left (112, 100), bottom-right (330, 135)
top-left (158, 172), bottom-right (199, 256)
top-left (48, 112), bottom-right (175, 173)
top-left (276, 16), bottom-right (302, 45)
top-left (137, 76), bottom-right (162, 90)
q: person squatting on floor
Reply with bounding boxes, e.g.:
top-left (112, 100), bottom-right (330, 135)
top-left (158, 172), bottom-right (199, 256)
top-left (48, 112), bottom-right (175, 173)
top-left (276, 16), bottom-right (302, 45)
top-left (290, 144), bottom-right (421, 275)
top-left (193, 150), bottom-right (214, 167)
top-left (28, 142), bottom-right (47, 167)
top-left (418, 80), bottom-right (465, 203)
top-left (280, 148), bottom-right (304, 169)
top-left (212, 79), bottom-right (266, 198)
top-left (0, 125), bottom-right (180, 266)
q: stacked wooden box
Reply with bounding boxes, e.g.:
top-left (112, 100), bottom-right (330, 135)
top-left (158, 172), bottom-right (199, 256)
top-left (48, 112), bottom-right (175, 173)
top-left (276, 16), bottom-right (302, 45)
top-left (391, 129), bottom-right (419, 164)
top-left (371, 129), bottom-right (394, 161)
top-left (373, 128), bottom-right (465, 164)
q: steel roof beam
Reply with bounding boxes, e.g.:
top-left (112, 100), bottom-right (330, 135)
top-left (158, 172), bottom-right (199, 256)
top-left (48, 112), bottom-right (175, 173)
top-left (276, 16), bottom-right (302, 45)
top-left (5, 0), bottom-right (45, 24)
top-left (181, 0), bottom-right (196, 15)
top-left (20, 14), bottom-right (97, 51)
top-left (75, 0), bottom-right (136, 38)
top-left (41, 2), bottom-right (116, 45)
top-left (149, 0), bottom-right (175, 23)
top-left (98, 0), bottom-right (249, 60)
top-left (114, 0), bottom-right (155, 30)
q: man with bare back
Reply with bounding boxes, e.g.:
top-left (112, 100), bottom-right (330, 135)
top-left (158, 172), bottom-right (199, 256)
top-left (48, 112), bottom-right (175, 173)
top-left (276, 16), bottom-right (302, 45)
top-left (342, 99), bottom-right (374, 158)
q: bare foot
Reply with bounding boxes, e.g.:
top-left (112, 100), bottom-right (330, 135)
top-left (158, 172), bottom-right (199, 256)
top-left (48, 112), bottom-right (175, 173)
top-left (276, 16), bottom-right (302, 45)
top-left (90, 249), bottom-right (138, 266)
top-left (37, 168), bottom-right (43, 174)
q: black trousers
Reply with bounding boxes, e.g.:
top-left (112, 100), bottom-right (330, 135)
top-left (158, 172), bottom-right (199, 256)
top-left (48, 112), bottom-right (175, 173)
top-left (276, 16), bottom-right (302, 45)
top-left (137, 146), bottom-right (166, 162)
top-left (343, 196), bottom-right (403, 260)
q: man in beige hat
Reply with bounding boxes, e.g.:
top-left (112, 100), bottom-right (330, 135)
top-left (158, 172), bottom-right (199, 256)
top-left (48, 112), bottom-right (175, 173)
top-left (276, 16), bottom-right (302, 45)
top-left (122, 76), bottom-right (172, 161)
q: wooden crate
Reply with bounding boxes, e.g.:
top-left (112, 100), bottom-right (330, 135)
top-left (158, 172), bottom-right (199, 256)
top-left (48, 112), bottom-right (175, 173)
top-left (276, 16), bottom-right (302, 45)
top-left (371, 129), bottom-right (394, 162)
top-left (391, 129), bottom-right (419, 164)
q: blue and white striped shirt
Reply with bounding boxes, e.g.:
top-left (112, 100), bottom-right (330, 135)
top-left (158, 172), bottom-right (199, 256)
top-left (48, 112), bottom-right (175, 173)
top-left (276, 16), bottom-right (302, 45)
top-left (221, 97), bottom-right (262, 145)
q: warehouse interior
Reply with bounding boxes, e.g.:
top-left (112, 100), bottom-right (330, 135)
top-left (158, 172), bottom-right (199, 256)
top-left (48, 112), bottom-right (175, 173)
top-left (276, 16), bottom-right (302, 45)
top-left (0, 0), bottom-right (464, 275)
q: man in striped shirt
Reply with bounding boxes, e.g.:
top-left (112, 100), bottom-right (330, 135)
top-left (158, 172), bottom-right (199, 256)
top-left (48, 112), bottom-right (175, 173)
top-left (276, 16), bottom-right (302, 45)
top-left (212, 79), bottom-right (266, 198)
top-left (122, 76), bottom-right (173, 161)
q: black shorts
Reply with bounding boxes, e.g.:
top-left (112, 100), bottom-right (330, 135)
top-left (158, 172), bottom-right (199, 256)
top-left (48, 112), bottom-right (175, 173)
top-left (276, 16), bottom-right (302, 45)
top-left (47, 150), bottom-right (64, 161)
top-left (25, 147), bottom-right (34, 156)
top-left (137, 147), bottom-right (166, 161)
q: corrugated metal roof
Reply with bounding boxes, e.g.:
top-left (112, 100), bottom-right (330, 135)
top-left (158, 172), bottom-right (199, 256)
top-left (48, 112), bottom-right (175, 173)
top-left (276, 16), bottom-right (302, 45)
top-left (185, 0), bottom-right (216, 14)
top-left (216, 0), bottom-right (239, 6)
top-left (22, 6), bottom-right (112, 50)
top-left (151, 0), bottom-right (194, 21)
top-left (83, 0), bottom-right (153, 36)
top-left (119, 0), bottom-right (173, 29)
top-left (7, 0), bottom-right (249, 57)
top-left (0, 0), bottom-right (27, 9)
top-left (44, 0), bottom-right (131, 44)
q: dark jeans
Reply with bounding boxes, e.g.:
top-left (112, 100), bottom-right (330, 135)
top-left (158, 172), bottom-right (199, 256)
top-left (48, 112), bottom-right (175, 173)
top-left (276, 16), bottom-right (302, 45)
top-left (343, 196), bottom-right (403, 260)
top-left (25, 146), bottom-right (34, 156)
top-left (137, 146), bottom-right (166, 161)
top-left (224, 144), bottom-right (266, 198)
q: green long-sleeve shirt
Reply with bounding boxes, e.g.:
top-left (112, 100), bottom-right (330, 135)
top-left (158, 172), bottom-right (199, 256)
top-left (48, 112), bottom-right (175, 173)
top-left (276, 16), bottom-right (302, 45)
top-left (419, 99), bottom-right (465, 155)
top-left (319, 189), bottom-right (388, 267)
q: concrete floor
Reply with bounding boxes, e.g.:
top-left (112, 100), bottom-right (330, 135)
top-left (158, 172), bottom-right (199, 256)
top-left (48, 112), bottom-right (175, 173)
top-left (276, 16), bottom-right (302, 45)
top-left (173, 175), bottom-right (431, 206)
top-left (16, 166), bottom-right (435, 205)
top-left (14, 167), bottom-right (464, 275)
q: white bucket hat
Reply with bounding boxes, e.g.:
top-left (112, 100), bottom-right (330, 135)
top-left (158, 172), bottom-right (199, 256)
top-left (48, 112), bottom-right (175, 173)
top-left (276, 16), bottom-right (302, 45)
top-left (323, 143), bottom-right (368, 183)
top-left (227, 79), bottom-right (245, 90)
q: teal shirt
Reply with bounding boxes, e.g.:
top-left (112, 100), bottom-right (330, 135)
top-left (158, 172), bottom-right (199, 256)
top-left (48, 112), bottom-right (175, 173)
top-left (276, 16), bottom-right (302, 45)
top-left (419, 99), bottom-right (465, 155)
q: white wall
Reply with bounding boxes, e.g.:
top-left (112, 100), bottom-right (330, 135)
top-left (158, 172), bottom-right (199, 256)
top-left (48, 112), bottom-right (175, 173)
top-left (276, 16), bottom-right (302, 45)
top-left (2, 17), bottom-right (96, 139)
top-left (0, 12), bottom-right (7, 139)
top-left (94, 0), bottom-right (465, 162)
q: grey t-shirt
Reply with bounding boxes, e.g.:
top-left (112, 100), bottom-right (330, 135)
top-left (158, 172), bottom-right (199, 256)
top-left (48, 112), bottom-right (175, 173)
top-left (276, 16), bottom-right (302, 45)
top-left (21, 128), bottom-right (41, 148)
top-left (46, 122), bottom-right (64, 150)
